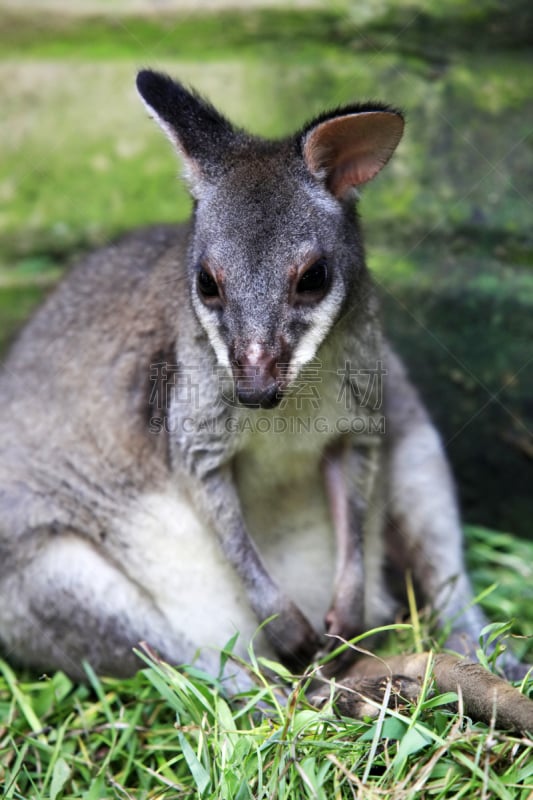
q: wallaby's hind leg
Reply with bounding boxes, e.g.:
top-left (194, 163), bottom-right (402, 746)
top-left (387, 423), bottom-right (530, 682)
top-left (387, 417), bottom-right (486, 652)
top-left (0, 531), bottom-right (214, 681)
top-left (385, 349), bottom-right (486, 655)
top-left (387, 354), bottom-right (529, 679)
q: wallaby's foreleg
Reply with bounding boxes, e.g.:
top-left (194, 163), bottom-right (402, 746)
top-left (321, 443), bottom-right (388, 675)
top-left (193, 467), bottom-right (321, 671)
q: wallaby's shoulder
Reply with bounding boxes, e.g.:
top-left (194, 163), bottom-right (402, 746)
top-left (0, 223), bottom-right (193, 479)
top-left (43, 222), bottom-right (189, 331)
top-left (3, 224), bottom-right (190, 374)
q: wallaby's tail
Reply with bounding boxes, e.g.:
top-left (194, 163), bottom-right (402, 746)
top-left (321, 652), bottom-right (533, 733)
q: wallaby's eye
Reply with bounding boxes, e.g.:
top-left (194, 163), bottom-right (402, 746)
top-left (197, 267), bottom-right (219, 300)
top-left (296, 258), bottom-right (328, 299)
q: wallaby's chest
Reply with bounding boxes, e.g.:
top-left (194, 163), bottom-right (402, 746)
top-left (234, 430), bottom-right (336, 630)
top-left (229, 375), bottom-right (348, 619)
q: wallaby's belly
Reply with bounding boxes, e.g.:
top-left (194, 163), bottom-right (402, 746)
top-left (119, 464), bottom-right (335, 655)
top-left (119, 488), bottom-right (262, 656)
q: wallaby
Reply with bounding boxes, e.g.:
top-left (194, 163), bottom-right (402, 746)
top-left (0, 72), bottom-right (529, 717)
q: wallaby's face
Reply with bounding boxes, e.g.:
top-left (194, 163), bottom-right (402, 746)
top-left (137, 71), bottom-right (404, 407)
top-left (189, 148), bottom-right (359, 407)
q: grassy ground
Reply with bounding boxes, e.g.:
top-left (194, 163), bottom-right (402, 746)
top-left (1, 527), bottom-right (532, 799)
top-left (1, 654), bottom-right (532, 800)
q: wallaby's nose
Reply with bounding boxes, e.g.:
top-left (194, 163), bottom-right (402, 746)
top-left (232, 345), bottom-right (284, 409)
top-left (237, 378), bottom-right (280, 409)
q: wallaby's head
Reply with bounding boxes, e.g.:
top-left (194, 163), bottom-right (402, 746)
top-left (137, 70), bottom-right (403, 408)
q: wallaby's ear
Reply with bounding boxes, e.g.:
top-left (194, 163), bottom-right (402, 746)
top-left (301, 105), bottom-right (404, 200)
top-left (136, 69), bottom-right (236, 194)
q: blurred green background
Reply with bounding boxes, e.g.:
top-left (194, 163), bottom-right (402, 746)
top-left (1, 0), bottom-right (532, 537)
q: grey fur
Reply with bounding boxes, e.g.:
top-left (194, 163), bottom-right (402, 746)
top-left (0, 71), bottom-right (518, 682)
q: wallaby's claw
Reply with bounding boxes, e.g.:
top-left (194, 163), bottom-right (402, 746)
top-left (263, 603), bottom-right (322, 672)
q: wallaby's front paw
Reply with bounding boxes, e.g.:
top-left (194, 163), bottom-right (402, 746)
top-left (263, 603), bottom-right (321, 673)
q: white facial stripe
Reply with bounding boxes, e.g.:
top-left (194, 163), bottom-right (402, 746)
top-left (192, 297), bottom-right (231, 370)
top-left (288, 290), bottom-right (343, 381)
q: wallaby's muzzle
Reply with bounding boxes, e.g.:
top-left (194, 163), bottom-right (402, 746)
top-left (231, 348), bottom-right (286, 409)
top-left (232, 365), bottom-right (283, 409)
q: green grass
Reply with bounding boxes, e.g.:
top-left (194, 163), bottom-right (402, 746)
top-left (1, 645), bottom-right (532, 800)
top-left (466, 527), bottom-right (533, 655)
top-left (1, 527), bottom-right (532, 799)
